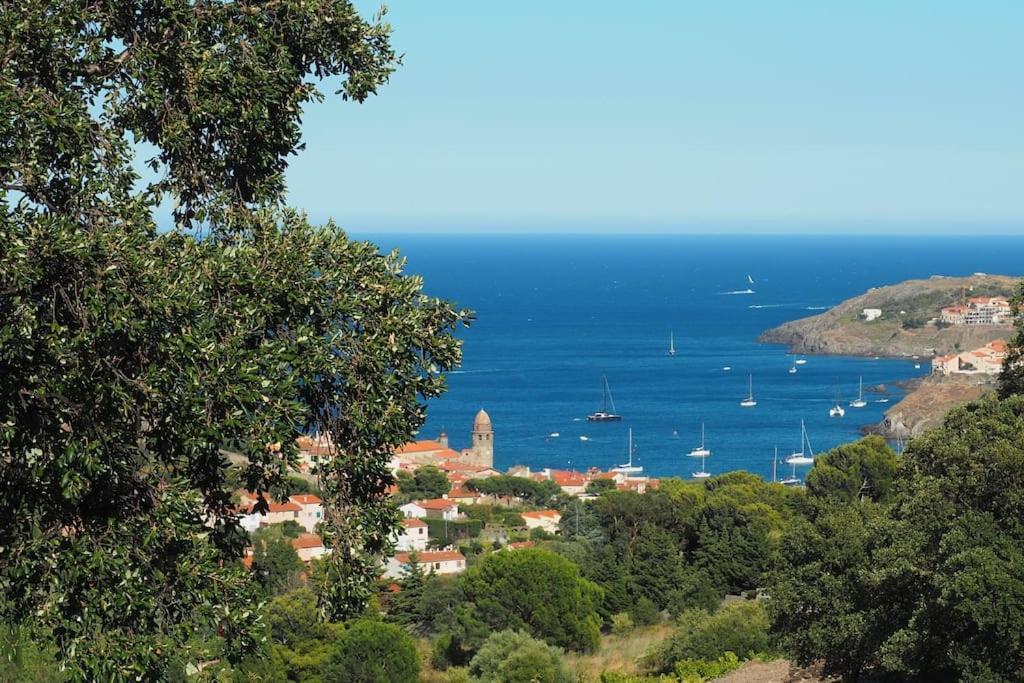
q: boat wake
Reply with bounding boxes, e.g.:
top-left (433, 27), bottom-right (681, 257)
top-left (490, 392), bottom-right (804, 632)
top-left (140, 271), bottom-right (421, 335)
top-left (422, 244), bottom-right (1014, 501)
top-left (748, 303), bottom-right (792, 309)
top-left (720, 289), bottom-right (756, 295)
top-left (805, 305), bottom-right (831, 310)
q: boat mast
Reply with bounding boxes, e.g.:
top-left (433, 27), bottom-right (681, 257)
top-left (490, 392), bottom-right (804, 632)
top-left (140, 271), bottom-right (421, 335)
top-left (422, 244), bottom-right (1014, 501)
top-left (604, 376), bottom-right (617, 413)
top-left (773, 447), bottom-right (778, 483)
top-left (627, 428), bottom-right (633, 466)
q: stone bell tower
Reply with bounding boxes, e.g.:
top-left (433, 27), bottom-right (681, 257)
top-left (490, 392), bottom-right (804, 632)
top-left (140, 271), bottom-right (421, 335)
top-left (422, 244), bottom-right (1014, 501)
top-left (466, 408), bottom-right (493, 468)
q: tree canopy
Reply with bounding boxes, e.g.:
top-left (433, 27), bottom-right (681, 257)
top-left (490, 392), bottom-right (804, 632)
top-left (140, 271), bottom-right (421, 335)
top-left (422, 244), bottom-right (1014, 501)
top-left (770, 396), bottom-right (1024, 680)
top-left (0, 1), bottom-right (469, 678)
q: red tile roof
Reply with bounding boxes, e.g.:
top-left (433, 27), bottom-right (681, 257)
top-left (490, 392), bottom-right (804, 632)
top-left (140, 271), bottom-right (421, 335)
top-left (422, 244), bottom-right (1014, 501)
top-left (291, 533), bottom-right (324, 550)
top-left (447, 487), bottom-right (477, 499)
top-left (551, 470), bottom-right (586, 486)
top-left (396, 440), bottom-right (457, 455)
top-left (290, 494), bottom-right (322, 506)
top-left (507, 541), bottom-right (535, 550)
top-left (395, 550), bottom-right (465, 564)
top-left (418, 498), bottom-right (458, 511)
top-left (520, 510), bottom-right (560, 520)
top-left (401, 518), bottom-right (427, 528)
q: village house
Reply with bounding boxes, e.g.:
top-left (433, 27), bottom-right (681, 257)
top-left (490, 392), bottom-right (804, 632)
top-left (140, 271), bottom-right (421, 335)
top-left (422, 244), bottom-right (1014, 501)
top-left (237, 494), bottom-right (302, 533)
top-left (385, 549), bottom-right (466, 578)
top-left (399, 498), bottom-right (461, 521)
top-left (292, 533), bottom-right (329, 563)
top-left (394, 518), bottom-right (429, 551)
top-left (520, 509), bottom-right (562, 534)
top-left (289, 494), bottom-right (323, 533)
top-left (546, 469), bottom-right (588, 496)
top-left (862, 308), bottom-right (883, 321)
top-left (445, 486), bottom-right (481, 506)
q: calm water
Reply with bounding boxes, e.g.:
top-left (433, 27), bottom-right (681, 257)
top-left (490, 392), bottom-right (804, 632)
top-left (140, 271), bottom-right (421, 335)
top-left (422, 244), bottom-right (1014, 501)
top-left (364, 234), bottom-right (1024, 480)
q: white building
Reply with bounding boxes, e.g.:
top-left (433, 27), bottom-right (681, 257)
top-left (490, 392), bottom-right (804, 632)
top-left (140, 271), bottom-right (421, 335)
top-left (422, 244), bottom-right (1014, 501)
top-left (290, 494), bottom-right (324, 533)
top-left (520, 510), bottom-right (562, 534)
top-left (385, 549), bottom-right (466, 578)
top-left (292, 533), bottom-right (329, 563)
top-left (399, 498), bottom-right (461, 521)
top-left (862, 308), bottom-right (883, 322)
top-left (394, 517), bottom-right (429, 551)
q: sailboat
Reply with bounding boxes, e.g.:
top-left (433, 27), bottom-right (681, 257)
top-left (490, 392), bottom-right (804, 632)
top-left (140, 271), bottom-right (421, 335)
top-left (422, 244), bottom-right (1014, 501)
top-left (692, 449), bottom-right (711, 479)
top-left (687, 422), bottom-right (711, 458)
top-left (788, 357), bottom-right (798, 374)
top-left (829, 390), bottom-right (846, 417)
top-left (849, 377), bottom-right (867, 408)
top-left (668, 331), bottom-right (676, 356)
top-left (785, 420), bottom-right (815, 465)
top-left (794, 355), bottom-right (808, 365)
top-left (587, 376), bottom-right (622, 422)
top-left (777, 446), bottom-right (801, 485)
top-left (740, 374), bottom-right (757, 408)
top-left (612, 428), bottom-right (643, 474)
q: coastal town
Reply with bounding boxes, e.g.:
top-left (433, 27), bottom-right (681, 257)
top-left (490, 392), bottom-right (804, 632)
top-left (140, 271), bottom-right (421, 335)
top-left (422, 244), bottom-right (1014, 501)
top-left (236, 409), bottom-right (660, 581)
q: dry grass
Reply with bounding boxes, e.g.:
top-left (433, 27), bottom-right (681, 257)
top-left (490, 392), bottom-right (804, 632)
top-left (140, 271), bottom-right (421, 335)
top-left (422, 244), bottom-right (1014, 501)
top-left (564, 624), bottom-right (675, 681)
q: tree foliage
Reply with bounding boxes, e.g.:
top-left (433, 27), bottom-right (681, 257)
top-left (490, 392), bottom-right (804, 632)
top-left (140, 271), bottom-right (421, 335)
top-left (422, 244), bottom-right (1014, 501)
top-left (999, 281), bottom-right (1024, 398)
top-left (771, 396), bottom-right (1024, 681)
top-left (468, 630), bottom-right (575, 683)
top-left (250, 526), bottom-right (307, 597)
top-left (321, 619), bottom-right (420, 683)
top-left (460, 548), bottom-right (603, 653)
top-left (643, 601), bottom-right (771, 674)
top-left (396, 464), bottom-right (451, 501)
top-left (0, 1), bottom-right (469, 677)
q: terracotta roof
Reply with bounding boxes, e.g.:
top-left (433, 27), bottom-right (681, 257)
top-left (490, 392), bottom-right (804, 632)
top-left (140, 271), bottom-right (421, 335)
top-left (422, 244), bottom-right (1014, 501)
top-left (507, 541), bottom-right (535, 550)
top-left (590, 471), bottom-right (618, 480)
top-left (418, 498), bottom-right (458, 510)
top-left (394, 550), bottom-right (465, 564)
top-left (987, 340), bottom-right (1009, 352)
top-left (401, 518), bottom-right (427, 528)
top-left (447, 487), bottom-right (477, 499)
top-left (242, 554), bottom-right (254, 569)
top-left (291, 533), bottom-right (324, 550)
top-left (520, 510), bottom-right (560, 520)
top-left (551, 470), bottom-right (586, 486)
top-left (290, 494), bottom-right (322, 506)
top-left (242, 495), bottom-right (301, 514)
top-left (395, 440), bottom-right (453, 455)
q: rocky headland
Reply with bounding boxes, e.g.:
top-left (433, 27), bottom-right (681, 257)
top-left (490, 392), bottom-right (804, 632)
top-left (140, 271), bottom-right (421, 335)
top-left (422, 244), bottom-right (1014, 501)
top-left (760, 274), bottom-right (1019, 438)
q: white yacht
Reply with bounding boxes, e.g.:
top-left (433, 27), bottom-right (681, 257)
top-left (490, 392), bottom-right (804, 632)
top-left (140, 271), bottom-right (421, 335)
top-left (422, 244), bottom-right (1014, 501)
top-left (849, 377), bottom-right (867, 408)
top-left (785, 421), bottom-right (815, 465)
top-left (687, 423), bottom-right (711, 458)
top-left (829, 391), bottom-right (846, 418)
top-left (612, 428), bottom-right (643, 474)
top-left (740, 374), bottom-right (757, 408)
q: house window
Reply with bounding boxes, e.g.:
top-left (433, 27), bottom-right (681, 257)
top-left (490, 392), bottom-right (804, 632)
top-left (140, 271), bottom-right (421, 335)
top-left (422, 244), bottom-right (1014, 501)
top-left (434, 563), bottom-right (441, 570)
top-left (316, 512), bottom-right (321, 518)
top-left (293, 512), bottom-right (298, 518)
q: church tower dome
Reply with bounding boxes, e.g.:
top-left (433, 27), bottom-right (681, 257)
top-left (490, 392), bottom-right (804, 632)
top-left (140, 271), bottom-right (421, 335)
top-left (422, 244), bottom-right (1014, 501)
top-left (469, 409), bottom-right (494, 468)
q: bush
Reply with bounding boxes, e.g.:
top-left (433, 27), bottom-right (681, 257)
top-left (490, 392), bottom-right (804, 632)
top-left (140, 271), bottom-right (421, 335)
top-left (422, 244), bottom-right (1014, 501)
top-left (643, 601), bottom-right (770, 673)
top-left (611, 612), bottom-right (634, 634)
top-left (630, 597), bottom-right (661, 626)
top-left (673, 651), bottom-right (743, 682)
top-left (468, 630), bottom-right (574, 683)
top-left (322, 619), bottom-right (420, 683)
top-left (426, 518), bottom-right (483, 544)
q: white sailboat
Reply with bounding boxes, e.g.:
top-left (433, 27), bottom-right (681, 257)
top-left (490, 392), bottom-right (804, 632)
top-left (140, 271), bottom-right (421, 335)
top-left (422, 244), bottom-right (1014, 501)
top-left (788, 360), bottom-right (798, 374)
top-left (687, 422), bottom-right (711, 458)
top-left (668, 331), bottom-right (676, 356)
top-left (849, 377), bottom-right (867, 408)
top-left (785, 420), bottom-right (815, 465)
top-left (794, 356), bottom-right (808, 365)
top-left (740, 374), bottom-right (757, 408)
top-left (587, 376), bottom-right (622, 422)
top-left (777, 446), bottom-right (801, 485)
top-left (829, 390), bottom-right (846, 418)
top-left (692, 430), bottom-right (711, 479)
top-left (612, 428), bottom-right (643, 474)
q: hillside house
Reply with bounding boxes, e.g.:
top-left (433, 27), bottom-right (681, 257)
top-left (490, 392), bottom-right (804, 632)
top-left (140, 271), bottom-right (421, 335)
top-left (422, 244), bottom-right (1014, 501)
top-left (394, 518), bottom-right (429, 551)
top-left (291, 533), bottom-right (328, 563)
top-left (385, 549), bottom-right (466, 578)
top-left (520, 510), bottom-right (562, 534)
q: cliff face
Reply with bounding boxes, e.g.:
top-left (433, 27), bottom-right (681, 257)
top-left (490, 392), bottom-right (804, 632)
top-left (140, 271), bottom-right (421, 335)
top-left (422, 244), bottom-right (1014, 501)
top-left (876, 374), bottom-right (995, 439)
top-left (759, 274), bottom-right (1019, 358)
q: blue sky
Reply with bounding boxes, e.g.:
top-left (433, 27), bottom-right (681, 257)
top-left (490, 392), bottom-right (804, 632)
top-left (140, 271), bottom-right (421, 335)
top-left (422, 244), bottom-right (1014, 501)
top-left (284, 2), bottom-right (1023, 233)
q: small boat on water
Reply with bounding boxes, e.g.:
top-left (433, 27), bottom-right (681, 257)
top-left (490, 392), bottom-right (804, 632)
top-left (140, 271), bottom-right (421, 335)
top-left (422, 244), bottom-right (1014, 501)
top-left (691, 428), bottom-right (711, 479)
top-left (786, 421), bottom-right (816, 465)
top-left (827, 393), bottom-right (843, 419)
top-left (723, 366), bottom-right (732, 371)
top-left (849, 377), bottom-right (867, 408)
top-left (612, 429), bottom-right (643, 474)
top-left (668, 331), bottom-right (676, 356)
top-left (740, 374), bottom-right (757, 408)
top-left (789, 364), bottom-right (798, 374)
top-left (687, 422), bottom-right (711, 458)
top-left (795, 356), bottom-right (808, 365)
top-left (579, 435), bottom-right (589, 442)
top-left (775, 446), bottom-right (801, 485)
top-left (549, 432), bottom-right (560, 438)
top-left (587, 376), bottom-right (622, 422)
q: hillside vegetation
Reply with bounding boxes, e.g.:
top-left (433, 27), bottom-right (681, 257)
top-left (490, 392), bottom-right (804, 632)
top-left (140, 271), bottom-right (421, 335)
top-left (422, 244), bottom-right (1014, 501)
top-left (759, 274), bottom-right (1018, 357)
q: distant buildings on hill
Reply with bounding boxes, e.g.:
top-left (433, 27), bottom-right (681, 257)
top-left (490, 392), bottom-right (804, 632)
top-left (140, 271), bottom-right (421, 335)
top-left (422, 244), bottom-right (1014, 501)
top-left (932, 339), bottom-right (1008, 376)
top-left (940, 296), bottom-right (1012, 326)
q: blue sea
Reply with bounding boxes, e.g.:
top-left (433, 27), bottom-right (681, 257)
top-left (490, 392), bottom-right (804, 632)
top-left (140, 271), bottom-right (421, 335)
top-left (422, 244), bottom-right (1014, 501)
top-left (365, 234), bottom-right (1024, 481)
